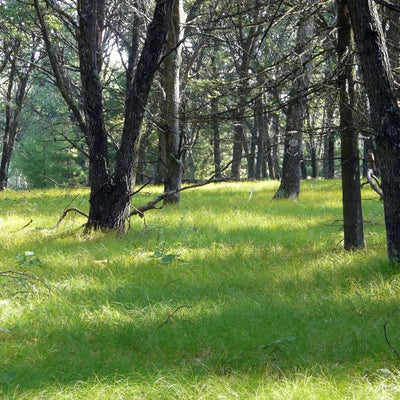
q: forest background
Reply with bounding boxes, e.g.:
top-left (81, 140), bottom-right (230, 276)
top-left (2, 1), bottom-right (400, 398)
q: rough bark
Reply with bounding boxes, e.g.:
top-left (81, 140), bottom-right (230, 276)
top-left (347, 0), bottom-right (400, 263)
top-left (337, 0), bottom-right (365, 250)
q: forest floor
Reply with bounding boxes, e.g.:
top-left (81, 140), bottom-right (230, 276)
top-left (0, 180), bottom-right (399, 399)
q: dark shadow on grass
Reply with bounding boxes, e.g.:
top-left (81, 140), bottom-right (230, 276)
top-left (1, 248), bottom-right (397, 395)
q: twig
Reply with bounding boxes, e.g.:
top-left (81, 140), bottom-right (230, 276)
top-left (158, 305), bottom-right (194, 328)
top-left (0, 270), bottom-right (51, 296)
top-left (55, 207), bottom-right (89, 228)
top-left (384, 314), bottom-right (400, 360)
top-left (21, 219), bottom-right (33, 230)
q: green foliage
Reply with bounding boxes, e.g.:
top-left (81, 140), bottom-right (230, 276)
top-left (12, 84), bottom-right (87, 188)
top-left (0, 181), bottom-right (396, 399)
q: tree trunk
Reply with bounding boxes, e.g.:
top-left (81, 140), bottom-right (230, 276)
top-left (270, 112), bottom-right (281, 180)
top-left (211, 95), bottom-right (222, 179)
top-left (255, 94), bottom-right (266, 179)
top-left (347, 0), bottom-right (400, 263)
top-left (273, 14), bottom-right (313, 199)
top-left (231, 118), bottom-right (244, 180)
top-left (323, 104), bottom-right (335, 179)
top-left (337, 0), bottom-right (365, 250)
top-left (158, 0), bottom-right (186, 204)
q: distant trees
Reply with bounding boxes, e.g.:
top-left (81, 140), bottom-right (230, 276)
top-left (0, 2), bottom-right (38, 190)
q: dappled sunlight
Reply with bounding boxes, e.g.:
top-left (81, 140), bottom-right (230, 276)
top-left (0, 181), bottom-right (396, 399)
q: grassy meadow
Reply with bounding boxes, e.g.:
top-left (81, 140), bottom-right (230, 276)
top-left (0, 180), bottom-right (399, 399)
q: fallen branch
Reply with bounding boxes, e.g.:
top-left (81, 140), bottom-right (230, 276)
top-left (158, 305), bottom-right (194, 328)
top-left (384, 314), bottom-right (400, 360)
top-left (129, 157), bottom-right (239, 218)
top-left (55, 207), bottom-right (89, 228)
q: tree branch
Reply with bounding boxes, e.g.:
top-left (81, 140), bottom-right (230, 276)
top-left (374, 0), bottom-right (400, 12)
top-left (128, 156), bottom-right (242, 218)
top-left (55, 207), bottom-right (89, 228)
top-left (384, 314), bottom-right (400, 360)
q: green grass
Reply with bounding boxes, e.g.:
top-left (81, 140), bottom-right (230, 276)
top-left (0, 180), bottom-right (399, 399)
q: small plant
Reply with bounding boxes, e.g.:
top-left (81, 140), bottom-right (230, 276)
top-left (151, 243), bottom-right (180, 265)
top-left (15, 251), bottom-right (43, 268)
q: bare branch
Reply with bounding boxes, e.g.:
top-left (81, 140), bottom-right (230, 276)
top-left (55, 207), bottom-right (89, 228)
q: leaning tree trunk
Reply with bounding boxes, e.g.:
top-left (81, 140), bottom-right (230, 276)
top-left (273, 13), bottom-right (313, 199)
top-left (347, 0), bottom-right (400, 263)
top-left (337, 0), bottom-right (365, 250)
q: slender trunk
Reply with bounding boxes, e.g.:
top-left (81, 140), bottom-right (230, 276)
top-left (255, 95), bottom-right (266, 179)
top-left (231, 118), bottom-right (244, 180)
top-left (323, 104), bottom-right (335, 179)
top-left (270, 112), bottom-right (280, 179)
top-left (347, 0), bottom-right (400, 262)
top-left (337, 0), bottom-right (365, 249)
top-left (248, 120), bottom-right (257, 179)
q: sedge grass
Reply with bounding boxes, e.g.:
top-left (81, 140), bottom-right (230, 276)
top-left (0, 180), bottom-right (398, 399)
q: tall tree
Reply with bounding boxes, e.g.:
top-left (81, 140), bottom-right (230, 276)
top-left (337, 0), bottom-right (365, 249)
top-left (158, 0), bottom-right (186, 204)
top-left (34, 0), bottom-right (175, 230)
top-left (347, 0), bottom-right (400, 263)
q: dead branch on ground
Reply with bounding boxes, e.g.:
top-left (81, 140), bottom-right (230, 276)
top-left (55, 207), bottom-right (89, 228)
top-left (0, 270), bottom-right (51, 297)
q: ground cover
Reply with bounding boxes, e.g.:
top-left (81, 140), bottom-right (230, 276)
top-left (0, 180), bottom-right (399, 399)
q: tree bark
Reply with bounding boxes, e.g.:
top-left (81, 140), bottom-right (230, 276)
top-left (337, 0), bottom-right (365, 250)
top-left (347, 0), bottom-right (400, 263)
top-left (159, 0), bottom-right (186, 204)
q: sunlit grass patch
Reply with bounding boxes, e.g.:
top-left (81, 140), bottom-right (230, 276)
top-left (0, 180), bottom-right (397, 399)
